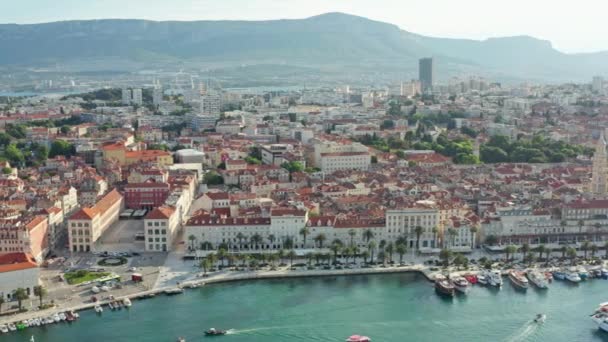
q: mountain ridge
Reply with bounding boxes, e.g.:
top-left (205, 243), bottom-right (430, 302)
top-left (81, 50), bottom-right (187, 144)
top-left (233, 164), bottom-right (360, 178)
top-left (0, 12), bottom-right (605, 82)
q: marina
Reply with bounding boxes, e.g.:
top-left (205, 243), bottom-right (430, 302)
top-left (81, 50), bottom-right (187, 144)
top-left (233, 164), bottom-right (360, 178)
top-left (3, 265), bottom-right (608, 341)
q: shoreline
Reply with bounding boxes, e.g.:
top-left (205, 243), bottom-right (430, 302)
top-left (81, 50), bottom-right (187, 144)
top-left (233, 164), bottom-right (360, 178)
top-left (0, 264), bottom-right (432, 326)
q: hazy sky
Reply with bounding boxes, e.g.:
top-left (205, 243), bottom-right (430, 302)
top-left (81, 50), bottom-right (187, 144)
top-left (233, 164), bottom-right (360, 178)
top-left (2, 0), bottom-right (606, 53)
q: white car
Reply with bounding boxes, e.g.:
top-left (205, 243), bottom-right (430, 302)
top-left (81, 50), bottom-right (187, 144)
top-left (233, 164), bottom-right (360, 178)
top-left (128, 267), bottom-right (137, 272)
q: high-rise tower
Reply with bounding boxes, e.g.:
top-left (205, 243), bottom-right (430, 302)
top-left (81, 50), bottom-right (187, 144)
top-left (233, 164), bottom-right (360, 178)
top-left (592, 132), bottom-right (608, 194)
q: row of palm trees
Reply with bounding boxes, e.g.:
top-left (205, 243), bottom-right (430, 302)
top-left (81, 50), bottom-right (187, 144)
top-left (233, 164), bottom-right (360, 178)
top-left (500, 241), bottom-right (608, 265)
top-left (0, 285), bottom-right (47, 314)
top-left (196, 237), bottom-right (412, 274)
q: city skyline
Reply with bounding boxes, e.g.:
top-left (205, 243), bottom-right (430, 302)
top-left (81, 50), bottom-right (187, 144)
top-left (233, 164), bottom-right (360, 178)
top-left (1, 0), bottom-right (607, 54)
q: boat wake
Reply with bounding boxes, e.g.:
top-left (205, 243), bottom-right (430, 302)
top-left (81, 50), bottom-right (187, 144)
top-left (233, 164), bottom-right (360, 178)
top-left (504, 321), bottom-right (541, 342)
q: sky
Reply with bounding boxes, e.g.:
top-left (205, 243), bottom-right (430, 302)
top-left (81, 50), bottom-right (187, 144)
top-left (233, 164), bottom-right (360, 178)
top-left (1, 0), bottom-right (606, 53)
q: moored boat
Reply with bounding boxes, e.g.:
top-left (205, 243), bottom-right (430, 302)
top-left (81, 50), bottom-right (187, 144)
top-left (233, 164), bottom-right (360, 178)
top-left (123, 298), bottom-right (132, 308)
top-left (164, 288), bottom-right (184, 295)
top-left (94, 304), bottom-right (103, 313)
top-left (477, 274), bottom-right (488, 286)
top-left (488, 270), bottom-right (503, 287)
top-left (552, 270), bottom-right (566, 280)
top-left (451, 276), bottom-right (470, 294)
top-left (566, 272), bottom-right (581, 283)
top-left (527, 271), bottom-right (549, 289)
top-left (463, 274), bottom-right (477, 285)
top-left (508, 271), bottom-right (529, 290)
top-left (434, 275), bottom-right (455, 297)
top-left (0, 324), bottom-right (8, 333)
top-left (578, 267), bottom-right (589, 280)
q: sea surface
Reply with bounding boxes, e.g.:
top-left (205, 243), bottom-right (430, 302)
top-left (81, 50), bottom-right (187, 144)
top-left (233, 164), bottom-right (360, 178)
top-left (3, 273), bottom-right (608, 342)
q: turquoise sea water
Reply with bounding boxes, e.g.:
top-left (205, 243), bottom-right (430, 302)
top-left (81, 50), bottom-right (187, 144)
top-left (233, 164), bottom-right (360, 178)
top-left (3, 273), bottom-right (608, 342)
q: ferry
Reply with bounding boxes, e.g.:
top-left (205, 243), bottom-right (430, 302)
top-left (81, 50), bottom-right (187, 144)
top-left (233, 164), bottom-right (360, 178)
top-left (435, 275), bottom-right (455, 297)
top-left (527, 271), bottom-right (549, 289)
top-left (508, 271), bottom-right (529, 290)
top-left (346, 335), bottom-right (371, 342)
top-left (451, 276), bottom-right (470, 294)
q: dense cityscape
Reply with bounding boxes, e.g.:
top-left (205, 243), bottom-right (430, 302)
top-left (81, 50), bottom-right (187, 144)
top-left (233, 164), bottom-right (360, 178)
top-left (1, 4), bottom-right (608, 342)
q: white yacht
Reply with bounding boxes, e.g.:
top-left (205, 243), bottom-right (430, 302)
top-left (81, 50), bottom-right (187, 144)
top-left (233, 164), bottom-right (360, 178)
top-left (123, 298), bottom-right (132, 308)
top-left (477, 274), bottom-right (488, 286)
top-left (591, 303), bottom-right (608, 332)
top-left (451, 276), bottom-right (470, 294)
top-left (8, 323), bottom-right (16, 331)
top-left (1, 325), bottom-right (8, 333)
top-left (527, 271), bottom-right (549, 289)
top-left (488, 270), bottom-right (503, 287)
top-left (566, 272), bottom-right (581, 283)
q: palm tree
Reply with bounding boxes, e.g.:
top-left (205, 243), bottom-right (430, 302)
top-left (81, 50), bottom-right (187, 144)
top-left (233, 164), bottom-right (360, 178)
top-left (377, 251), bottom-right (387, 266)
top-left (217, 248), bottom-right (228, 267)
top-left (207, 253), bottom-right (217, 268)
top-left (414, 226), bottom-right (423, 251)
top-left (385, 242), bottom-right (395, 263)
top-left (305, 252), bottom-right (314, 267)
top-left (199, 258), bottom-right (211, 276)
top-left (0, 297), bottom-right (4, 314)
top-left (249, 259), bottom-right (259, 270)
top-left (188, 234), bottom-right (196, 250)
top-left (578, 219), bottom-right (585, 235)
top-left (535, 245), bottom-right (546, 260)
top-left (567, 247), bottom-right (578, 265)
top-left (250, 234), bottom-right (263, 250)
top-left (505, 245), bottom-right (517, 262)
top-left (299, 227), bottom-right (310, 248)
top-left (591, 244), bottom-right (599, 259)
top-left (330, 243), bottom-right (341, 264)
top-left (348, 229), bottom-right (357, 246)
top-left (368, 241), bottom-right (377, 264)
top-left (236, 232), bottom-right (245, 249)
top-left (519, 243), bottom-right (530, 262)
top-left (33, 285), bottom-right (46, 308)
top-left (439, 248), bottom-right (452, 267)
top-left (287, 250), bottom-right (297, 268)
top-left (581, 241), bottom-right (591, 259)
top-left (396, 243), bottom-right (407, 264)
top-left (379, 239), bottom-right (387, 251)
top-left (268, 234), bottom-right (276, 249)
top-left (278, 249), bottom-right (286, 265)
top-left (362, 250), bottom-right (370, 264)
top-left (314, 233), bottom-right (327, 248)
top-left (447, 228), bottom-right (457, 248)
top-left (283, 237), bottom-right (294, 250)
top-left (363, 229), bottom-right (375, 243)
top-left (14, 288), bottom-right (28, 311)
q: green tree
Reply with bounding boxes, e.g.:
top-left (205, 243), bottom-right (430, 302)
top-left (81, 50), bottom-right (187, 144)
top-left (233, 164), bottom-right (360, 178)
top-left (348, 229), bottom-right (357, 247)
top-left (203, 171), bottom-right (224, 185)
top-left (505, 245), bottom-right (518, 261)
top-left (396, 243), bottom-right (407, 264)
top-left (287, 250), bottom-right (297, 268)
top-left (414, 226), bottom-right (423, 251)
top-left (14, 288), bottom-right (28, 311)
top-left (439, 248), bottom-right (452, 267)
top-left (581, 241), bottom-right (591, 259)
top-left (314, 233), bottom-right (326, 248)
top-left (33, 285), bottom-right (46, 308)
top-left (363, 229), bottom-right (375, 243)
top-left (188, 235), bottom-right (196, 250)
top-left (49, 140), bottom-right (75, 158)
top-left (368, 241), bottom-right (377, 264)
top-left (299, 227), bottom-right (310, 247)
top-left (4, 144), bottom-right (24, 164)
top-left (519, 243), bottom-right (530, 262)
top-left (567, 247), bottom-right (578, 265)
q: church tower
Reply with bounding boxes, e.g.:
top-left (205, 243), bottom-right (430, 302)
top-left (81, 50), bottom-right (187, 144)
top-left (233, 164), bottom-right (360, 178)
top-left (591, 132), bottom-right (608, 194)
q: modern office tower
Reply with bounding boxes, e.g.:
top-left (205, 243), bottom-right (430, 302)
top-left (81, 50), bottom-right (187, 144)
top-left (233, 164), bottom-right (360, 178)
top-left (419, 57), bottom-right (434, 93)
top-left (121, 88), bottom-right (131, 105)
top-left (131, 88), bottom-right (143, 105)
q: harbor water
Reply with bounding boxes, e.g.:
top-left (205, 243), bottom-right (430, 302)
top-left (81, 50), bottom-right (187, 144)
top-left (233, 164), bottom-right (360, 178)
top-left (3, 273), bottom-right (608, 342)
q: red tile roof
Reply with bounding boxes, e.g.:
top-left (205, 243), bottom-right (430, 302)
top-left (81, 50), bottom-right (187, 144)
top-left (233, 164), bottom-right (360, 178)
top-left (145, 206), bottom-right (175, 220)
top-left (0, 253), bottom-right (37, 273)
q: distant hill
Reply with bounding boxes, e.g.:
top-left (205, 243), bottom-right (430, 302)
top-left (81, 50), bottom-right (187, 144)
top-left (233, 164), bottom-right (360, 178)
top-left (0, 12), bottom-right (606, 82)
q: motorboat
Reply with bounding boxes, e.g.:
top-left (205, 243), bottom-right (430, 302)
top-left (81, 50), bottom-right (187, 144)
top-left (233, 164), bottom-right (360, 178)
top-left (578, 267), bottom-right (589, 280)
top-left (463, 274), bottom-right (478, 285)
top-left (488, 270), bottom-right (503, 287)
top-left (508, 271), bottom-right (529, 290)
top-left (527, 271), bottom-right (549, 289)
top-left (591, 303), bottom-right (608, 332)
top-left (65, 311), bottom-right (75, 322)
top-left (346, 335), bottom-right (371, 342)
top-left (566, 272), bottom-right (581, 283)
top-left (476, 274), bottom-right (488, 286)
top-left (602, 269), bottom-right (608, 279)
top-left (204, 328), bottom-right (227, 336)
top-left (434, 275), bottom-right (455, 297)
top-left (451, 276), bottom-right (470, 294)
top-left (21, 320), bottom-right (29, 328)
top-left (553, 270), bottom-right (566, 280)
top-left (91, 286), bottom-right (100, 294)
top-left (177, 338), bottom-right (186, 342)
top-left (72, 311), bottom-right (80, 319)
top-left (123, 298), bottom-right (132, 307)
top-left (58, 312), bottom-right (67, 321)
top-left (534, 314), bottom-right (546, 323)
top-left (94, 304), bottom-right (103, 313)
top-left (108, 302), bottom-right (114, 310)
top-left (0, 325), bottom-right (8, 333)
top-left (8, 323), bottom-right (16, 331)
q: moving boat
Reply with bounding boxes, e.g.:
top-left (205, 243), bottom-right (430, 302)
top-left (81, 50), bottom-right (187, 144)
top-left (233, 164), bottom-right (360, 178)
top-left (435, 275), bottom-right (455, 297)
top-left (451, 276), bottom-right (470, 294)
top-left (591, 302), bottom-right (608, 332)
top-left (534, 314), bottom-right (546, 323)
top-left (488, 270), bottom-right (503, 287)
top-left (508, 271), bottom-right (529, 290)
top-left (566, 272), bottom-right (581, 283)
top-left (346, 335), bottom-right (371, 342)
top-left (552, 270), bottom-right (566, 280)
top-left (205, 328), bottom-right (227, 336)
top-left (527, 271), bottom-right (549, 289)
